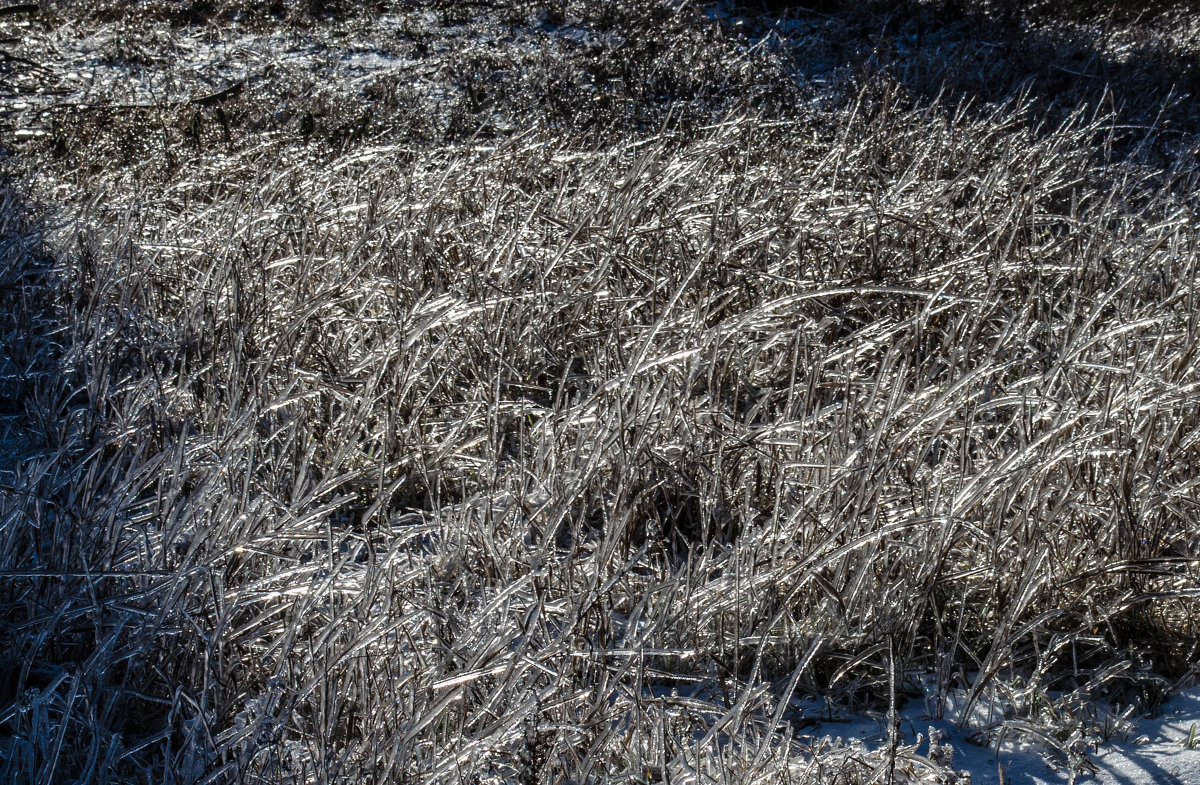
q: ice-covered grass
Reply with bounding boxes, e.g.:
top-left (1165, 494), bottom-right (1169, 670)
top-left (2, 1), bottom-right (1199, 783)
top-left (795, 683), bottom-right (1200, 784)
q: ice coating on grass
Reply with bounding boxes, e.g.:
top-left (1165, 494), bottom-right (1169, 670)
top-left (788, 684), bottom-right (1200, 784)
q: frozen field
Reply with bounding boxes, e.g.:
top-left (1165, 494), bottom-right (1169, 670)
top-left (2, 1), bottom-right (1199, 782)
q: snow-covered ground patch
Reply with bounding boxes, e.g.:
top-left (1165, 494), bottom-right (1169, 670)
top-left (1087, 689), bottom-right (1200, 785)
top-left (793, 685), bottom-right (1200, 784)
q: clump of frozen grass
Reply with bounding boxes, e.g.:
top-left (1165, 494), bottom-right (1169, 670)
top-left (9, 93), bottom-right (1199, 782)
top-left (2, 1), bottom-right (1200, 783)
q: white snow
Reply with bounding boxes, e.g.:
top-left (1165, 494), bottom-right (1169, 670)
top-left (795, 684), bottom-right (1200, 784)
top-left (1088, 689), bottom-right (1200, 785)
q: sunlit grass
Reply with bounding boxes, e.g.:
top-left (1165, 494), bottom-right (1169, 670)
top-left (1, 1), bottom-right (1199, 782)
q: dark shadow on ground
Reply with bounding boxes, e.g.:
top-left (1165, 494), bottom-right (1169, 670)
top-left (0, 173), bottom-right (151, 785)
top-left (721, 0), bottom-right (1200, 160)
top-left (0, 173), bottom-right (75, 782)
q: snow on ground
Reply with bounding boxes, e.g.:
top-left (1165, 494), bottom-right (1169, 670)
top-left (794, 685), bottom-right (1200, 784)
top-left (1088, 689), bottom-right (1200, 785)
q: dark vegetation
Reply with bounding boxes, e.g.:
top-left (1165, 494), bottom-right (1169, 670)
top-left (1, 0), bottom-right (1199, 782)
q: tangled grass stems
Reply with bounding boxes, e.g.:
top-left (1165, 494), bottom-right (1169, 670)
top-left (1, 1), bottom-right (1199, 783)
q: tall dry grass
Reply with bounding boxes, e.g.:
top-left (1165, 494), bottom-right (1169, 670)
top-left (2, 1), bottom-right (1199, 782)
